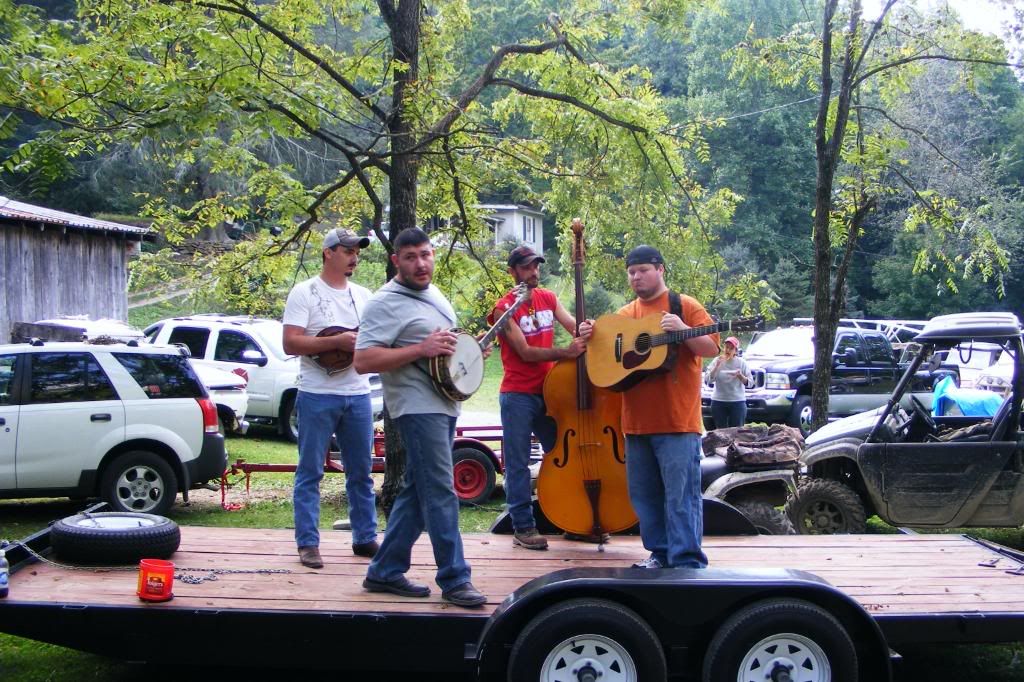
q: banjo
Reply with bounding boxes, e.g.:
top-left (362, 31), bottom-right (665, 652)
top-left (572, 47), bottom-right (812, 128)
top-left (428, 283), bottom-right (529, 402)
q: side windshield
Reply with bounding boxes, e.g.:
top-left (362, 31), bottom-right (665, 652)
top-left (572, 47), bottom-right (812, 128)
top-left (114, 353), bottom-right (204, 399)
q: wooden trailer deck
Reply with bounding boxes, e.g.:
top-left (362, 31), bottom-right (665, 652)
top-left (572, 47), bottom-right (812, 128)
top-left (9, 527), bottom-right (1024, 622)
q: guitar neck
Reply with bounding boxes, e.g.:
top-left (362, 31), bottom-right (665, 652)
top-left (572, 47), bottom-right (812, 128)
top-left (652, 320), bottom-right (730, 348)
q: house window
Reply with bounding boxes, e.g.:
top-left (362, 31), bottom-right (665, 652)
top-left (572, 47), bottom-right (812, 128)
top-left (521, 215), bottom-right (536, 243)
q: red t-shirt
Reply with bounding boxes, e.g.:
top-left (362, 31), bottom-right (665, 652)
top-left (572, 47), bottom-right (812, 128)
top-left (490, 288), bottom-right (558, 394)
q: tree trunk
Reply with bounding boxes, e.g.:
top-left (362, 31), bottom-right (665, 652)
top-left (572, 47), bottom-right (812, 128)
top-left (380, 0), bottom-right (422, 515)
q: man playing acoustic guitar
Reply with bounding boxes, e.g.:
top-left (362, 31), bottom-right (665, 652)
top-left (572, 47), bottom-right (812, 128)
top-left (282, 228), bottom-right (379, 569)
top-left (490, 245), bottom-right (585, 550)
top-left (579, 245), bottom-right (719, 569)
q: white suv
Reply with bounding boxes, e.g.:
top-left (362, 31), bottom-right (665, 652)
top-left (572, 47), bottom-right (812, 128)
top-left (0, 341), bottom-right (226, 515)
top-left (144, 315), bottom-right (383, 441)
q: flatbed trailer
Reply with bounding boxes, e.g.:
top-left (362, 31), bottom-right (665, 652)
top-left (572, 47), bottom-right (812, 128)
top-left (5, 525), bottom-right (1024, 680)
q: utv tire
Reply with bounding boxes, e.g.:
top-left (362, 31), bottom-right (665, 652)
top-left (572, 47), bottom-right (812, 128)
top-left (786, 478), bottom-right (868, 534)
top-left (733, 501), bottom-right (796, 535)
top-left (51, 512), bottom-right (181, 564)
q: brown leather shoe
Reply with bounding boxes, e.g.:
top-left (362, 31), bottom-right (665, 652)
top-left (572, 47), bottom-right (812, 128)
top-left (442, 582), bottom-right (487, 608)
top-left (513, 527), bottom-right (549, 550)
top-left (352, 540), bottom-right (380, 558)
top-left (297, 545), bottom-right (324, 569)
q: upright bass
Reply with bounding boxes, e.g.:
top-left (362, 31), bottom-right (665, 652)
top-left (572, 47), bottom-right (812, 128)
top-left (537, 219), bottom-right (637, 538)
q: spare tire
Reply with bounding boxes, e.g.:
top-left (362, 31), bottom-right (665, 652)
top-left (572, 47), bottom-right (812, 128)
top-left (51, 512), bottom-right (180, 564)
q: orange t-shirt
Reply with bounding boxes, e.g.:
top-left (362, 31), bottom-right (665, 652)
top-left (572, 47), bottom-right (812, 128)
top-left (617, 291), bottom-right (718, 435)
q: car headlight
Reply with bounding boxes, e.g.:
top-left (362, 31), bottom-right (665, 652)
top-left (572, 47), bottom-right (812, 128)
top-left (764, 372), bottom-right (791, 390)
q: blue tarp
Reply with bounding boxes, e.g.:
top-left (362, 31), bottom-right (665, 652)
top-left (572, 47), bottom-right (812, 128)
top-left (932, 375), bottom-right (1004, 417)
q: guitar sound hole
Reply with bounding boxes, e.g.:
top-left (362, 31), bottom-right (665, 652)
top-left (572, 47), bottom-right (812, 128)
top-left (635, 333), bottom-right (651, 354)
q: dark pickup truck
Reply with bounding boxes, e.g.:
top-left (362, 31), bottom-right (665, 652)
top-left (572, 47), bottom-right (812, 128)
top-left (702, 325), bottom-right (959, 436)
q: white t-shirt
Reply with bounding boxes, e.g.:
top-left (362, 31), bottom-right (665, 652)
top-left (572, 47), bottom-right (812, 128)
top-left (283, 276), bottom-right (372, 395)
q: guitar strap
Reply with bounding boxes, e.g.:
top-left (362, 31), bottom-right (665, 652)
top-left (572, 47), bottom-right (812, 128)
top-left (383, 288), bottom-right (458, 389)
top-left (660, 290), bottom-right (683, 374)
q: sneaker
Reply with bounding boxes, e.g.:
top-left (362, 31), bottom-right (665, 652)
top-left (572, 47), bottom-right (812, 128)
top-left (362, 575), bottom-right (431, 598)
top-left (332, 518), bottom-right (352, 530)
top-left (631, 556), bottom-right (664, 569)
top-left (297, 546), bottom-right (324, 569)
top-left (513, 527), bottom-right (549, 550)
top-left (352, 540), bottom-right (380, 558)
top-left (442, 582), bottom-right (488, 608)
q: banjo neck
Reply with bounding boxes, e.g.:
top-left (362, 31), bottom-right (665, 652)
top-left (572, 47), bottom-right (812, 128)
top-left (478, 283), bottom-right (529, 349)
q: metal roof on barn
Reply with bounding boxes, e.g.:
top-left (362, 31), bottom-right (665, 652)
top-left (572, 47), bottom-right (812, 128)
top-left (0, 194), bottom-right (150, 236)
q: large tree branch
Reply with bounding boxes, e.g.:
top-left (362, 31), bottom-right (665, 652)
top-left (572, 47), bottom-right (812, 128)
top-left (488, 79), bottom-right (647, 133)
top-left (849, 0), bottom-right (897, 78)
top-left (854, 54), bottom-right (1017, 89)
top-left (853, 104), bottom-right (968, 175)
top-left (171, 0), bottom-right (389, 123)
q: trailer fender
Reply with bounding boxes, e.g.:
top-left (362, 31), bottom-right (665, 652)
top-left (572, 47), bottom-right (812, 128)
top-left (474, 567), bottom-right (891, 681)
top-left (452, 437), bottom-right (500, 468)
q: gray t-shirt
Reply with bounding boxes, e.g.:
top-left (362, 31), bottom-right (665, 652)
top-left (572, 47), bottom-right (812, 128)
top-left (709, 356), bottom-right (750, 402)
top-left (356, 279), bottom-right (460, 418)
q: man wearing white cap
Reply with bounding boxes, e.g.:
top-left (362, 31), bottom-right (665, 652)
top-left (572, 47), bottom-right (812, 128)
top-left (283, 228), bottom-right (379, 569)
top-left (707, 336), bottom-right (750, 428)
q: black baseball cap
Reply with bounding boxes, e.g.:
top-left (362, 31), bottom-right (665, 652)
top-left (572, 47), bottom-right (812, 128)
top-left (507, 245), bottom-right (546, 268)
top-left (625, 245), bottom-right (664, 267)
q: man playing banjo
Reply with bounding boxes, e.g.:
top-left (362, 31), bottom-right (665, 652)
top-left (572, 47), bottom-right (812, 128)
top-left (354, 228), bottom-right (488, 608)
top-left (282, 227), bottom-right (379, 569)
top-left (489, 245), bottom-right (584, 550)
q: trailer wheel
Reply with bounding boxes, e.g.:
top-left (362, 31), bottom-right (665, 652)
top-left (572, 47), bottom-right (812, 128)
top-left (452, 447), bottom-right (496, 506)
top-left (51, 512), bottom-right (181, 564)
top-left (786, 478), bottom-right (867, 534)
top-left (733, 501), bottom-right (795, 535)
top-left (702, 598), bottom-right (857, 682)
top-left (507, 598), bottom-right (666, 682)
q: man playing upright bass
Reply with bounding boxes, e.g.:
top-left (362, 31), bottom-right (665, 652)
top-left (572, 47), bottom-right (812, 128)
top-left (490, 245), bottom-right (585, 550)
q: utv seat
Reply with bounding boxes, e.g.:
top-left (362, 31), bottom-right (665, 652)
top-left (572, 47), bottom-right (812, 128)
top-left (934, 397), bottom-right (1013, 443)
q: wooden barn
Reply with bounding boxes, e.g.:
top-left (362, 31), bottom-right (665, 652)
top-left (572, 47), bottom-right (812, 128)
top-left (0, 195), bottom-right (150, 343)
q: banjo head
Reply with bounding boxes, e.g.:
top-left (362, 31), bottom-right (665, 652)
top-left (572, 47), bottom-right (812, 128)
top-left (447, 333), bottom-right (484, 398)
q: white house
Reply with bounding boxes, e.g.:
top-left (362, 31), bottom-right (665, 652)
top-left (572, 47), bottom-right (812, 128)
top-left (479, 204), bottom-right (544, 253)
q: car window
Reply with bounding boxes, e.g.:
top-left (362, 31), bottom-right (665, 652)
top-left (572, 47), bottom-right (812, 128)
top-left (29, 352), bottom-right (118, 403)
top-left (863, 334), bottom-right (892, 363)
top-left (167, 326), bottom-right (211, 358)
top-left (835, 334), bottom-right (862, 363)
top-left (113, 352), bottom-right (205, 399)
top-left (0, 354), bottom-right (18, 405)
top-left (215, 330), bottom-right (261, 362)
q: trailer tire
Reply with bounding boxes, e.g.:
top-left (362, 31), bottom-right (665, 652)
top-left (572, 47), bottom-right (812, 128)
top-left (786, 478), bottom-right (867, 534)
top-left (507, 598), bottom-right (666, 682)
top-left (733, 501), bottom-right (795, 535)
top-left (452, 447), bottom-right (496, 506)
top-left (51, 512), bottom-right (181, 564)
top-left (702, 598), bottom-right (858, 682)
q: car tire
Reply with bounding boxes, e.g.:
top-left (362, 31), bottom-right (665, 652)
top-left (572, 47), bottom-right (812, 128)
top-left (101, 450), bottom-right (178, 516)
top-left (452, 447), bottom-right (497, 506)
top-left (786, 478), bottom-right (868, 534)
top-left (51, 512), bottom-right (181, 564)
top-left (702, 598), bottom-right (858, 682)
top-left (508, 598), bottom-right (667, 682)
top-left (733, 500), bottom-right (796, 535)
top-left (788, 394), bottom-right (814, 437)
top-left (281, 393), bottom-right (299, 443)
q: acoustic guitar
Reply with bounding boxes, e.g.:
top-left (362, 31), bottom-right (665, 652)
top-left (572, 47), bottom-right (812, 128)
top-left (586, 314), bottom-right (762, 391)
top-left (312, 326), bottom-right (357, 375)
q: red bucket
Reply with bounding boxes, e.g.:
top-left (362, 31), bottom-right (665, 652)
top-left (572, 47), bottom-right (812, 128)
top-left (137, 558), bottom-right (175, 602)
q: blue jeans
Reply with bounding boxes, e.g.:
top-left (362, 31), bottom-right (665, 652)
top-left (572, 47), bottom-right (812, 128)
top-left (711, 400), bottom-right (747, 428)
top-left (366, 414), bottom-right (470, 591)
top-left (294, 390), bottom-right (377, 548)
top-left (499, 392), bottom-right (557, 531)
top-left (625, 433), bottom-right (708, 568)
